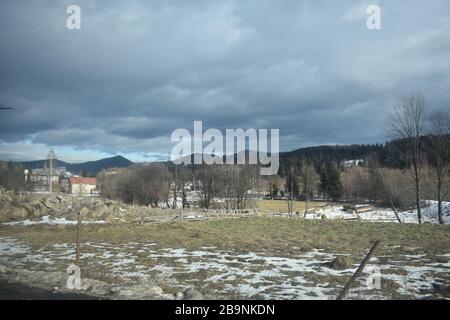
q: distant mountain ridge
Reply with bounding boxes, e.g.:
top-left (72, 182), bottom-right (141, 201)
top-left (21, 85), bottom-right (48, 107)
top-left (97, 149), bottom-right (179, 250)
top-left (18, 155), bottom-right (133, 176)
top-left (167, 144), bottom-right (383, 175)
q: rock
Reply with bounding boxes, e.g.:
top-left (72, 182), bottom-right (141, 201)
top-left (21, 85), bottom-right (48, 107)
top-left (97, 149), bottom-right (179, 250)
top-left (432, 283), bottom-right (450, 298)
top-left (0, 265), bottom-right (9, 275)
top-left (9, 207), bottom-right (29, 221)
top-left (117, 288), bottom-right (135, 296)
top-left (0, 208), bottom-right (11, 222)
top-left (145, 285), bottom-right (164, 296)
top-left (183, 287), bottom-right (203, 300)
top-left (109, 286), bottom-right (120, 294)
top-left (175, 291), bottom-right (184, 300)
top-left (326, 256), bottom-right (354, 270)
top-left (32, 207), bottom-right (48, 218)
top-left (81, 279), bottom-right (103, 292)
top-left (2, 194), bottom-right (13, 203)
top-left (52, 209), bottom-right (65, 218)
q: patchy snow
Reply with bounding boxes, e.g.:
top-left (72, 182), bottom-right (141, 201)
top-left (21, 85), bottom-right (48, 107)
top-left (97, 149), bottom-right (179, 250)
top-left (307, 201), bottom-right (450, 224)
top-left (1, 236), bottom-right (448, 299)
top-left (2, 215), bottom-right (106, 226)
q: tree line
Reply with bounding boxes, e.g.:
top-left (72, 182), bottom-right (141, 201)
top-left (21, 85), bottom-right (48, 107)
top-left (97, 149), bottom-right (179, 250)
top-left (97, 163), bottom-right (262, 210)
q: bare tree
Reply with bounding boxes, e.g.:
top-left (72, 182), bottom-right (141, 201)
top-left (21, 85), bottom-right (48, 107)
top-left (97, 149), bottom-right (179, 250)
top-left (341, 166), bottom-right (370, 202)
top-left (265, 175), bottom-right (284, 198)
top-left (427, 111), bottom-right (450, 224)
top-left (300, 164), bottom-right (319, 218)
top-left (368, 157), bottom-right (403, 223)
top-left (389, 92), bottom-right (426, 223)
top-left (97, 164), bottom-right (171, 207)
top-left (195, 165), bottom-right (219, 209)
top-left (177, 166), bottom-right (192, 209)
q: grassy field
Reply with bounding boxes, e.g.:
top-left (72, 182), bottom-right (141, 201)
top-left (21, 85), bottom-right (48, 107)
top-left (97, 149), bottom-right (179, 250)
top-left (255, 200), bottom-right (329, 213)
top-left (2, 217), bottom-right (449, 256)
top-left (1, 217), bottom-right (449, 299)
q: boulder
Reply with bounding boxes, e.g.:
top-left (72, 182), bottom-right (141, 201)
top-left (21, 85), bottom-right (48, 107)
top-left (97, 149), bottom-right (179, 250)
top-left (0, 208), bottom-right (11, 222)
top-left (31, 205), bottom-right (50, 218)
top-left (183, 287), bottom-right (203, 300)
top-left (326, 256), bottom-right (354, 270)
top-left (175, 291), bottom-right (184, 300)
top-left (9, 207), bottom-right (29, 221)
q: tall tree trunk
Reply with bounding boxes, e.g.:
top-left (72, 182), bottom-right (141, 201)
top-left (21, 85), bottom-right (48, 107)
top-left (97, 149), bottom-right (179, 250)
top-left (304, 197), bottom-right (309, 218)
top-left (414, 163), bottom-right (422, 224)
top-left (437, 171), bottom-right (443, 224)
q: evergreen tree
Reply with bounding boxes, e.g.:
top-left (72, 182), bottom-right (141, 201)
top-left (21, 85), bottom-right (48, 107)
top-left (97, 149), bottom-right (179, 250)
top-left (327, 163), bottom-right (343, 201)
top-left (319, 164), bottom-right (328, 198)
top-left (320, 163), bottom-right (342, 201)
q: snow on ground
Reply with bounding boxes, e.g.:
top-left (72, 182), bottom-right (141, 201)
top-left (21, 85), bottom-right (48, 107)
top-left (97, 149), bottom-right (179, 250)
top-left (307, 201), bottom-right (450, 224)
top-left (0, 236), bottom-right (448, 299)
top-left (2, 215), bottom-right (106, 226)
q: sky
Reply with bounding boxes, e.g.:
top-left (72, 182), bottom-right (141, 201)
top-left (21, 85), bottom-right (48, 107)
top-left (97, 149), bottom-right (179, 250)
top-left (0, 0), bottom-right (449, 163)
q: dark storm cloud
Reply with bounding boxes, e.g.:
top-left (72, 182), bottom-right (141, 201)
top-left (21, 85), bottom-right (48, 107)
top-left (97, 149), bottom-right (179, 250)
top-left (0, 0), bottom-right (449, 161)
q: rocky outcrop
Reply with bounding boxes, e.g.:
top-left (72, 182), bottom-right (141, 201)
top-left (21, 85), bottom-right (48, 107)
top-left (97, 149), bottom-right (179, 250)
top-left (0, 193), bottom-right (127, 223)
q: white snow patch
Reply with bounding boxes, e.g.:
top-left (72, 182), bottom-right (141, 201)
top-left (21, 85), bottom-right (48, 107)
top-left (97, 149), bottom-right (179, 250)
top-left (2, 215), bottom-right (106, 226)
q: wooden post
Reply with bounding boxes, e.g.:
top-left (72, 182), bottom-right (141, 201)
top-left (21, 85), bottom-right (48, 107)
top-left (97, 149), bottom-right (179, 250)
top-left (75, 201), bottom-right (81, 266)
top-left (336, 240), bottom-right (381, 300)
top-left (140, 209), bottom-right (145, 225)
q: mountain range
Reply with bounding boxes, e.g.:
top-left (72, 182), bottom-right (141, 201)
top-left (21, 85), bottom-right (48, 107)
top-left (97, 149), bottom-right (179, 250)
top-left (18, 155), bottom-right (133, 177)
top-left (9, 137), bottom-right (441, 177)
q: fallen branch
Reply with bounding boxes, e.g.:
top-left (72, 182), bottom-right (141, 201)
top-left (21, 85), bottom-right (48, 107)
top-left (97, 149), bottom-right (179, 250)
top-left (336, 240), bottom-right (381, 300)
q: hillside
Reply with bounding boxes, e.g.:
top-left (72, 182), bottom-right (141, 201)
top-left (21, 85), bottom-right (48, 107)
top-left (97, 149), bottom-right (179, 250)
top-left (19, 155), bottom-right (133, 176)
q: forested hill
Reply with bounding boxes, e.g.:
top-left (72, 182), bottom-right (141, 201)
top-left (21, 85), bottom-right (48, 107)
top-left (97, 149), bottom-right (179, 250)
top-left (278, 135), bottom-right (450, 175)
top-left (18, 155), bottom-right (133, 176)
top-left (278, 144), bottom-right (383, 175)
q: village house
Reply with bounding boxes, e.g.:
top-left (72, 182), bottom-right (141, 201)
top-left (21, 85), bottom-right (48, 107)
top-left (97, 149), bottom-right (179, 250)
top-left (69, 177), bottom-right (97, 195)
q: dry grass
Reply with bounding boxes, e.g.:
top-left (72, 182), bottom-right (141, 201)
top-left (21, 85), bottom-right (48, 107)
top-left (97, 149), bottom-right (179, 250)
top-left (2, 217), bottom-right (449, 257)
top-left (255, 200), bottom-right (329, 213)
top-left (1, 217), bottom-right (449, 299)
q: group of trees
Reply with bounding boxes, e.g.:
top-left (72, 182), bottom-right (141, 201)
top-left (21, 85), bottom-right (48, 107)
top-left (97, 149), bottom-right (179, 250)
top-left (0, 161), bottom-right (27, 191)
top-left (278, 144), bottom-right (383, 176)
top-left (192, 164), bottom-right (261, 209)
top-left (97, 163), bottom-right (261, 210)
top-left (387, 92), bottom-right (450, 224)
top-left (282, 162), bottom-right (341, 201)
top-left (273, 92), bottom-right (449, 224)
top-left (97, 163), bottom-right (172, 207)
top-left (340, 92), bottom-right (449, 224)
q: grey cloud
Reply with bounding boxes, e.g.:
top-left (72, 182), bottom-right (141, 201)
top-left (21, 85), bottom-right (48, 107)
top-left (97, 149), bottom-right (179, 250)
top-left (0, 0), bottom-right (449, 161)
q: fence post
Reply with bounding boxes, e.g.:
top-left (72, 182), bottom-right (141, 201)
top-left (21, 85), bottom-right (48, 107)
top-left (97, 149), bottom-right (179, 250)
top-left (75, 200), bottom-right (82, 266)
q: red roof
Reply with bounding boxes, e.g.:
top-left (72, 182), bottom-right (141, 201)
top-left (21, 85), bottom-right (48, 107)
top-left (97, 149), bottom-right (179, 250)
top-left (69, 177), bottom-right (97, 185)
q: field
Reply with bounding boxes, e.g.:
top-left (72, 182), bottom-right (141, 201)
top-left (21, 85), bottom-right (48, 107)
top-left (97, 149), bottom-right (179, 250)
top-left (1, 216), bottom-right (449, 299)
top-left (255, 200), bottom-right (328, 213)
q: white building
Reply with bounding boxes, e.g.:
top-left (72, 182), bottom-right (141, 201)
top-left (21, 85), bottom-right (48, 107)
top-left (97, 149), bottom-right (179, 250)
top-left (69, 177), bottom-right (97, 195)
